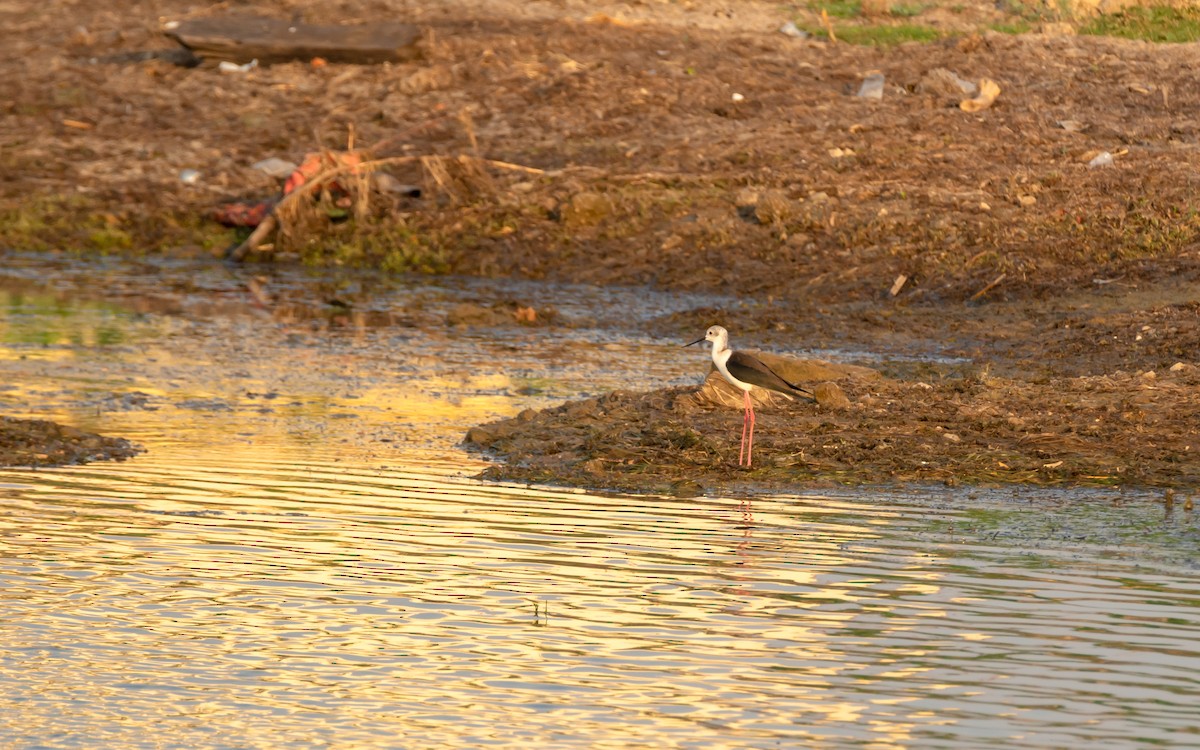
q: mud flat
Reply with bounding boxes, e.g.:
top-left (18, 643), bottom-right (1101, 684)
top-left (0, 416), bottom-right (141, 467)
top-left (468, 360), bottom-right (1200, 494)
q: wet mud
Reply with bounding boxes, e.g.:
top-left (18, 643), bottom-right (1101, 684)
top-left (0, 416), bottom-right (141, 468)
top-left (469, 360), bottom-right (1200, 494)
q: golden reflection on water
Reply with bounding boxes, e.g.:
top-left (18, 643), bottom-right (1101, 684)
top-left (0, 286), bottom-right (684, 460)
top-left (5, 452), bottom-right (1200, 748)
top-left (0, 453), bottom-right (943, 748)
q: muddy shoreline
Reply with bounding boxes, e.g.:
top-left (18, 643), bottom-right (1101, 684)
top-left (2, 252), bottom-right (1197, 490)
top-left (467, 360), bottom-right (1200, 494)
top-left (0, 416), bottom-right (141, 468)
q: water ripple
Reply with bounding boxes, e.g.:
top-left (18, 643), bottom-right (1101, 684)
top-left (2, 457), bottom-right (1199, 748)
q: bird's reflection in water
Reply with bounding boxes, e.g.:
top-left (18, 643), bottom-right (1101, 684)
top-left (736, 499), bottom-right (755, 561)
top-left (529, 598), bottom-right (549, 627)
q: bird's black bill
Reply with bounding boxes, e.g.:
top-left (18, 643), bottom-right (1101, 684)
top-left (684, 337), bottom-right (706, 347)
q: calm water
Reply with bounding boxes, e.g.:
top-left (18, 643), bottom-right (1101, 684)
top-left (1, 259), bottom-right (1199, 748)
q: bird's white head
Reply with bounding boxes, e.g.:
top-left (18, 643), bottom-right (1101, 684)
top-left (685, 325), bottom-right (729, 352)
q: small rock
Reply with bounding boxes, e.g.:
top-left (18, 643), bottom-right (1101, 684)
top-left (1170, 362), bottom-right (1188, 372)
top-left (465, 427), bottom-right (494, 445)
top-left (1018, 195), bottom-right (1037, 207)
top-left (446, 303), bottom-right (507, 327)
top-left (960, 78), bottom-right (1001, 112)
top-left (561, 192), bottom-right (613, 227)
top-left (942, 431), bottom-right (962, 443)
top-left (754, 189), bottom-right (795, 224)
top-left (734, 187), bottom-right (761, 208)
top-left (856, 73), bottom-right (885, 100)
top-left (916, 68), bottom-right (976, 98)
top-left (779, 20), bottom-right (808, 38)
top-left (565, 402), bottom-right (600, 419)
top-left (812, 382), bottom-right (851, 409)
top-left (251, 157), bottom-right (298, 179)
top-left (218, 59), bottom-right (258, 74)
top-left (661, 234), bottom-right (684, 251)
top-left (373, 173), bottom-right (421, 196)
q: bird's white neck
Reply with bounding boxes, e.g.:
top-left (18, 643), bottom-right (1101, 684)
top-left (710, 340), bottom-right (750, 392)
top-left (711, 343), bottom-right (731, 369)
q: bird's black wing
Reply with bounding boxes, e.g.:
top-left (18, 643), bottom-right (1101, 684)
top-left (726, 351), bottom-right (813, 397)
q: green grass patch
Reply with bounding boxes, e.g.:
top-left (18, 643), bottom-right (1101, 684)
top-left (289, 219), bottom-right (449, 274)
top-left (0, 195), bottom-right (127, 253)
top-left (0, 193), bottom-right (240, 256)
top-left (1081, 5), bottom-right (1200, 42)
top-left (988, 20), bottom-right (1035, 34)
top-left (890, 2), bottom-right (927, 17)
top-left (807, 0), bottom-right (928, 20)
top-left (808, 0), bottom-right (862, 19)
top-left (86, 225), bottom-right (133, 253)
top-left (842, 22), bottom-right (942, 44)
top-left (801, 21), bottom-right (943, 45)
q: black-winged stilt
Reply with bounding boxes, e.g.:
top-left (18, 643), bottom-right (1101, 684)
top-left (686, 325), bottom-right (811, 467)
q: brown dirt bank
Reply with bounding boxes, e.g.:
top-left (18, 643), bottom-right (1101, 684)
top-left (5, 2), bottom-right (1200, 305)
top-left (0, 416), bottom-right (142, 468)
top-left (468, 361), bottom-right (1200, 494)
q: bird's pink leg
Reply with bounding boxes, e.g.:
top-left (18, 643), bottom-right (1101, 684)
top-left (739, 394), bottom-right (749, 466)
top-left (746, 392), bottom-right (756, 468)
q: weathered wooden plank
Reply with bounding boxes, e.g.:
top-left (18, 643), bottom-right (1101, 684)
top-left (164, 16), bottom-right (421, 65)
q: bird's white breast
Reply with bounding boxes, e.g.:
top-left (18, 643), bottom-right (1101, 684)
top-left (713, 347), bottom-right (753, 392)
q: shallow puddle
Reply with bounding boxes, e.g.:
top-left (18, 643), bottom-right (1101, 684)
top-left (1, 257), bottom-right (1199, 748)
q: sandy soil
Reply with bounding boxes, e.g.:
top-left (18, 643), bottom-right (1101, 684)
top-left (3, 0), bottom-right (1199, 488)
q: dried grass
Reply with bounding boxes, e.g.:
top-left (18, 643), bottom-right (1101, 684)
top-left (230, 152), bottom-right (547, 259)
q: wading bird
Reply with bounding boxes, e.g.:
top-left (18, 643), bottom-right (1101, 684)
top-left (686, 325), bottom-right (811, 467)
